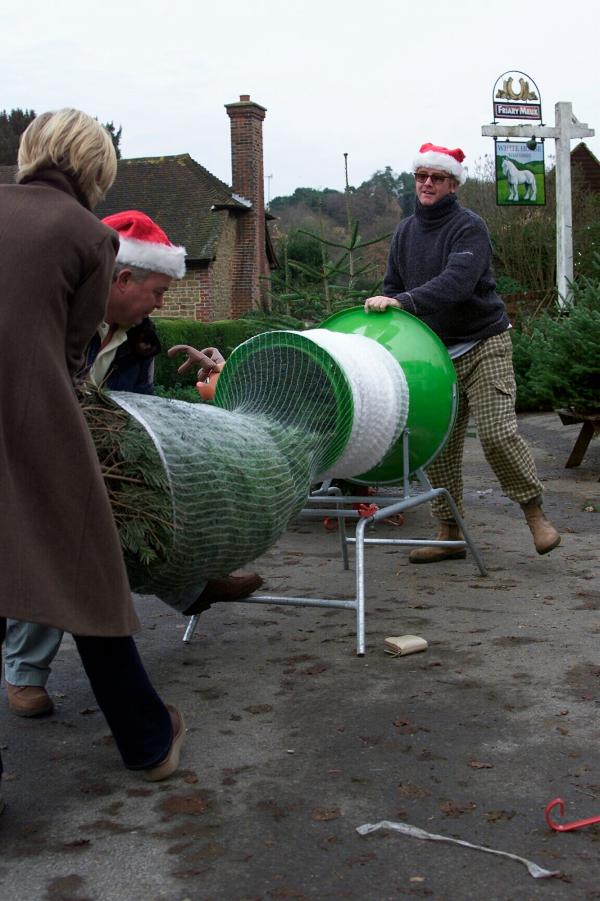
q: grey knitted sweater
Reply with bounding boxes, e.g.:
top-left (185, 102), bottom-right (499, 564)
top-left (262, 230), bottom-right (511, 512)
top-left (383, 193), bottom-right (510, 345)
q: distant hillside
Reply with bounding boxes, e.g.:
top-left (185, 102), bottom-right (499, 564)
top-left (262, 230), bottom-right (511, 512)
top-left (269, 166), bottom-right (414, 236)
top-left (268, 167), bottom-right (416, 285)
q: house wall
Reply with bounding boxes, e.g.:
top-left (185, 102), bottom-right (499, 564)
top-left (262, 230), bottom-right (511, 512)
top-left (154, 267), bottom-right (210, 321)
top-left (208, 213), bottom-right (238, 321)
top-left (156, 214), bottom-right (239, 321)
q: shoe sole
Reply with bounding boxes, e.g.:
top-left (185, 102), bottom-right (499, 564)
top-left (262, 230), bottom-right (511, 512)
top-left (409, 551), bottom-right (467, 564)
top-left (8, 703), bottom-right (54, 718)
top-left (143, 708), bottom-right (186, 782)
top-left (536, 536), bottom-right (561, 555)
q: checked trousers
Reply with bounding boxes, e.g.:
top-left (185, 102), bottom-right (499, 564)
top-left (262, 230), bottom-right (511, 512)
top-left (427, 331), bottom-right (543, 522)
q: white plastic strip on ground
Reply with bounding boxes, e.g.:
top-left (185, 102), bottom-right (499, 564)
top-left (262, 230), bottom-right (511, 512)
top-left (302, 330), bottom-right (409, 480)
top-left (356, 821), bottom-right (560, 880)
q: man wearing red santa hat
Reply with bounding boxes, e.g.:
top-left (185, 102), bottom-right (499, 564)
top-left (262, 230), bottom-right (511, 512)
top-left (365, 143), bottom-right (560, 563)
top-left (5, 211), bottom-right (262, 718)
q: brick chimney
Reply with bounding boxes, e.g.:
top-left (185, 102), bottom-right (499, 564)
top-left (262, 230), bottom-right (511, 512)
top-left (225, 95), bottom-right (268, 315)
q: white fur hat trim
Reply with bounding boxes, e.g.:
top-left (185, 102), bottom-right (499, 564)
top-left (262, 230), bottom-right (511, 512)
top-left (413, 146), bottom-right (466, 185)
top-left (116, 236), bottom-right (186, 279)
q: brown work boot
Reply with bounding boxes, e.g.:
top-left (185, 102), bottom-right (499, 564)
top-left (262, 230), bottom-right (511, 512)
top-left (521, 503), bottom-right (561, 555)
top-left (409, 520), bottom-right (467, 564)
top-left (6, 683), bottom-right (54, 717)
top-left (183, 571), bottom-right (264, 616)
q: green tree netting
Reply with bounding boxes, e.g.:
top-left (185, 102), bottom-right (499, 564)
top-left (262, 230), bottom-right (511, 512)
top-left (112, 396), bottom-right (321, 603)
top-left (108, 331), bottom-right (371, 604)
top-left (213, 331), bottom-right (356, 476)
top-left (80, 390), bottom-right (174, 587)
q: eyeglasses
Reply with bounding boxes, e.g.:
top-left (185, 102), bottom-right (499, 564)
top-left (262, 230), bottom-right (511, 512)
top-left (415, 172), bottom-right (451, 185)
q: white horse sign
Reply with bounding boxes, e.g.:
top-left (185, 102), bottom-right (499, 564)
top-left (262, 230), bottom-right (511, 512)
top-left (495, 140), bottom-right (545, 206)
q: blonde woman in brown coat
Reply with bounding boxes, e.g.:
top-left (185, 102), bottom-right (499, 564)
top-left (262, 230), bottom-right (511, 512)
top-left (0, 110), bottom-right (184, 813)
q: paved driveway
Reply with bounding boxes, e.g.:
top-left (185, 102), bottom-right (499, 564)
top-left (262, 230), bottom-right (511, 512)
top-left (1, 414), bottom-right (599, 900)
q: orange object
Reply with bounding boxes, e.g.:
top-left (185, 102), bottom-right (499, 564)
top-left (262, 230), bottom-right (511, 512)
top-left (353, 502), bottom-right (379, 519)
top-left (195, 362), bottom-right (225, 401)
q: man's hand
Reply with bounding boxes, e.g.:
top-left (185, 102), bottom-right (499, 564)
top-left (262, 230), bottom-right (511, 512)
top-left (168, 345), bottom-right (225, 381)
top-left (364, 296), bottom-right (402, 313)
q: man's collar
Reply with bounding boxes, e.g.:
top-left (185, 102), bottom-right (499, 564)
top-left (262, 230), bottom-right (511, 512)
top-left (415, 192), bottom-right (459, 221)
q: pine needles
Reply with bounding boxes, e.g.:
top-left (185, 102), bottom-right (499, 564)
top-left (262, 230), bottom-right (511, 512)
top-left (513, 266), bottom-right (600, 413)
top-left (79, 387), bottom-right (174, 589)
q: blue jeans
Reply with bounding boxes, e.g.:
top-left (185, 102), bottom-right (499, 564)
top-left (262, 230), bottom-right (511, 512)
top-left (1, 618), bottom-right (172, 775)
top-left (4, 581), bottom-right (205, 688)
top-left (4, 620), bottom-right (63, 687)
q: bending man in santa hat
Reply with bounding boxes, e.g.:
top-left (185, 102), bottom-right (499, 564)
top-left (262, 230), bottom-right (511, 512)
top-left (365, 143), bottom-right (560, 563)
top-left (4, 210), bottom-right (262, 718)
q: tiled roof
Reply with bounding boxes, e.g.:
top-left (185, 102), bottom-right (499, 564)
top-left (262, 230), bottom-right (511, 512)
top-left (0, 155), bottom-right (248, 261)
top-left (0, 165), bottom-right (17, 184)
top-left (571, 142), bottom-right (600, 194)
top-left (0, 153), bottom-right (277, 267)
top-left (95, 154), bottom-right (249, 262)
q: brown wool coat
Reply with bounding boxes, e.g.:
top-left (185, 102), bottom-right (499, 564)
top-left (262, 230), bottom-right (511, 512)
top-left (0, 169), bottom-right (140, 636)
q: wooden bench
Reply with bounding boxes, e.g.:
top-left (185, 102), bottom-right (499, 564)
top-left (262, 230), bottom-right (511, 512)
top-left (556, 408), bottom-right (600, 468)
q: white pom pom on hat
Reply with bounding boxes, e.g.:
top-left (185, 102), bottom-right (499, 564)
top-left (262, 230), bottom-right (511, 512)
top-left (102, 210), bottom-right (186, 279)
top-left (413, 143), bottom-right (466, 185)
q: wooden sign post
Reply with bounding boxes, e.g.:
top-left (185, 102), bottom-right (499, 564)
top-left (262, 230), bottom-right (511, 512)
top-left (482, 102), bottom-right (594, 307)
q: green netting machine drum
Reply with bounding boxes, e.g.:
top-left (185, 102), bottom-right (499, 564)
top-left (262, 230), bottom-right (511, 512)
top-left (215, 306), bottom-right (457, 485)
top-left (320, 307), bottom-right (458, 483)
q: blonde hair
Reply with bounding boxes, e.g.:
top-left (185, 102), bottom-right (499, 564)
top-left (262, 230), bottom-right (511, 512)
top-left (16, 108), bottom-right (117, 208)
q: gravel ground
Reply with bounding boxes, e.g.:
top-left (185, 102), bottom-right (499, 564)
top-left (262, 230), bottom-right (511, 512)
top-left (0, 413), bottom-right (599, 901)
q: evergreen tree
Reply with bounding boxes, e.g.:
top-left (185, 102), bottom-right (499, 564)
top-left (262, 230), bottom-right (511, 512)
top-left (0, 109), bottom-right (122, 164)
top-left (513, 256), bottom-right (600, 412)
top-left (0, 108), bottom-right (36, 165)
top-left (358, 166), bottom-right (415, 216)
top-left (103, 121), bottom-right (123, 160)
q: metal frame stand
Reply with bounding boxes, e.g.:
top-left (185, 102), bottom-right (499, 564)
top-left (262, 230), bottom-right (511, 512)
top-left (183, 430), bottom-right (487, 655)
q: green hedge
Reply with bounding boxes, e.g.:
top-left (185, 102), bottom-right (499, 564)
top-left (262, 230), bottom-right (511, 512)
top-left (153, 318), bottom-right (271, 390)
top-left (153, 314), bottom-right (305, 391)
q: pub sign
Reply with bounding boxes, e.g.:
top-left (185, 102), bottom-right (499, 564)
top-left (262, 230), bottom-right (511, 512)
top-left (492, 71), bottom-right (546, 206)
top-left (495, 140), bottom-right (546, 206)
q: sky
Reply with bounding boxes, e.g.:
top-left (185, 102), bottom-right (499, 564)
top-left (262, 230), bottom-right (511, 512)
top-left (2, 0), bottom-right (598, 200)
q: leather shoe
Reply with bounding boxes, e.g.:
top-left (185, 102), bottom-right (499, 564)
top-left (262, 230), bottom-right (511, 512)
top-left (6, 683), bottom-right (54, 717)
top-left (143, 705), bottom-right (185, 782)
top-left (183, 571), bottom-right (263, 616)
top-left (521, 503), bottom-right (561, 555)
top-left (409, 521), bottom-right (467, 564)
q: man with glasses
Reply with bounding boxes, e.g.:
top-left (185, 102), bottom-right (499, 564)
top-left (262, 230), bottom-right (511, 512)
top-left (365, 143), bottom-right (560, 562)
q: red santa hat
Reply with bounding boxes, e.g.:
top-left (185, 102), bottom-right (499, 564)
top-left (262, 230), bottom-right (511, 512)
top-left (102, 210), bottom-right (186, 279)
top-left (413, 143), bottom-right (467, 185)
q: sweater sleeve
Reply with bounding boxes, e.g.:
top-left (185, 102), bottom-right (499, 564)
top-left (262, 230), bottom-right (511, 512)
top-left (382, 229), bottom-right (406, 299)
top-left (394, 220), bottom-right (493, 318)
